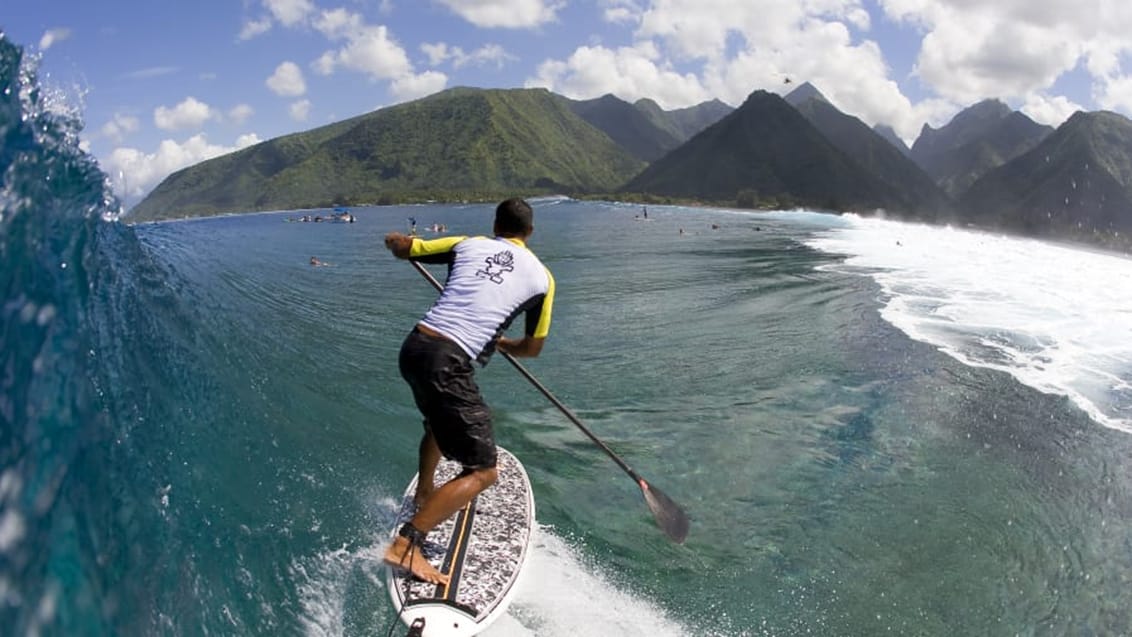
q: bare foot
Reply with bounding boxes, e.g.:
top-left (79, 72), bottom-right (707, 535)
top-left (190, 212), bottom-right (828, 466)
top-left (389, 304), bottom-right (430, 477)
top-left (384, 536), bottom-right (449, 585)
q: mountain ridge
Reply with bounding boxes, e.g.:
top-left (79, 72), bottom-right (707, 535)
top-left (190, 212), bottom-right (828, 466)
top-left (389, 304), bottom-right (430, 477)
top-left (129, 83), bottom-right (1132, 251)
top-left (960, 110), bottom-right (1132, 249)
top-left (131, 87), bottom-right (645, 220)
top-left (622, 90), bottom-right (936, 216)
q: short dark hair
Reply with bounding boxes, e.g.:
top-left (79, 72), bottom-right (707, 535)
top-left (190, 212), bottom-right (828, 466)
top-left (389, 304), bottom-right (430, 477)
top-left (494, 198), bottom-right (533, 236)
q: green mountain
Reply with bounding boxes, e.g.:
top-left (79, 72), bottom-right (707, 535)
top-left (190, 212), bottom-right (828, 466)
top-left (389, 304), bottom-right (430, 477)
top-left (911, 99), bottom-right (1052, 197)
top-left (622, 89), bottom-right (945, 217)
top-left (786, 83), bottom-right (952, 216)
top-left (126, 81), bottom-right (1131, 252)
top-left (633, 97), bottom-right (733, 142)
top-left (959, 110), bottom-right (1132, 248)
top-left (130, 87), bottom-right (645, 221)
top-left (560, 93), bottom-right (682, 162)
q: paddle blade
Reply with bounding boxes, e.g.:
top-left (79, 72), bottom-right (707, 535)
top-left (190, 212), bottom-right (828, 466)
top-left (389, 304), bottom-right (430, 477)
top-left (640, 480), bottom-right (689, 544)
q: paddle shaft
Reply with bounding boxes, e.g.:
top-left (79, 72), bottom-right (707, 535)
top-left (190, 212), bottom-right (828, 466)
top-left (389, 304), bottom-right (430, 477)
top-left (409, 260), bottom-right (645, 484)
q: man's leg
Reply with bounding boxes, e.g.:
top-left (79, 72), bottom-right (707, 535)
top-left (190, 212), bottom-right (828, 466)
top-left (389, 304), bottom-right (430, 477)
top-left (412, 465), bottom-right (497, 532)
top-left (384, 466), bottom-right (498, 585)
top-left (414, 429), bottom-right (442, 506)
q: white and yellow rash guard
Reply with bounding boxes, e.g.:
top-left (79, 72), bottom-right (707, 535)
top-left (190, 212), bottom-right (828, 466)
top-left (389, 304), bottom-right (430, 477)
top-left (410, 235), bottom-right (555, 364)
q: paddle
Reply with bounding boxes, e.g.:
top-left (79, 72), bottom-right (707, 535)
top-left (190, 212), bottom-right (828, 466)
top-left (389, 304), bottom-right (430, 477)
top-left (410, 260), bottom-right (690, 544)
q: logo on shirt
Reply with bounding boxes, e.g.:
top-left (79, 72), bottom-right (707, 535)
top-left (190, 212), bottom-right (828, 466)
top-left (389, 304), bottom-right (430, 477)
top-left (476, 250), bottom-right (514, 284)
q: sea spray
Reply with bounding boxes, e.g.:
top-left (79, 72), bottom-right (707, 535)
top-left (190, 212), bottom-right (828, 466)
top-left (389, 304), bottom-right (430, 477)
top-left (1, 29), bottom-right (120, 632)
top-left (1, 32), bottom-right (221, 635)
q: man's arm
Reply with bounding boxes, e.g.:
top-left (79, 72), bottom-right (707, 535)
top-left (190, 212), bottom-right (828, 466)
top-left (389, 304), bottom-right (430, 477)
top-left (500, 279), bottom-right (553, 358)
top-left (497, 335), bottom-right (545, 358)
top-left (384, 232), bottom-right (413, 259)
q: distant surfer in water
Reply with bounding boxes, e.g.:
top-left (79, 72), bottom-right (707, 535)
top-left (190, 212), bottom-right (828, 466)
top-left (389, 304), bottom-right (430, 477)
top-left (382, 198), bottom-right (556, 584)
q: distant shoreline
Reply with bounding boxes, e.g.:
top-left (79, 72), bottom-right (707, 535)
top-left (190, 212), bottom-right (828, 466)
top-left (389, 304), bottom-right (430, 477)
top-left (124, 194), bottom-right (1132, 255)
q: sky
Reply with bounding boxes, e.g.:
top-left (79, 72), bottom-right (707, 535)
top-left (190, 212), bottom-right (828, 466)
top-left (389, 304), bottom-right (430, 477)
top-left (6, 0), bottom-right (1132, 207)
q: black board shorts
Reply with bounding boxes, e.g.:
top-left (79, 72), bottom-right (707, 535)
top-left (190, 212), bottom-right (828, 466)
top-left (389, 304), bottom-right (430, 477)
top-left (399, 327), bottom-right (497, 470)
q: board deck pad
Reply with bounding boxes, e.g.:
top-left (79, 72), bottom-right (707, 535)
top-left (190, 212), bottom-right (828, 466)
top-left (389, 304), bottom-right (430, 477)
top-left (387, 447), bottom-right (534, 636)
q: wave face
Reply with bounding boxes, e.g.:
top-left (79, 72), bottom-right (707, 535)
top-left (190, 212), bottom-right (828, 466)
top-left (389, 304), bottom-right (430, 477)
top-left (1, 34), bottom-right (189, 634)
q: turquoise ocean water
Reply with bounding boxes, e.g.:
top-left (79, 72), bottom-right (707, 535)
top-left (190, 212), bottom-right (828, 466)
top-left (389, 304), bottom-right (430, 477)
top-left (4, 35), bottom-right (1132, 636)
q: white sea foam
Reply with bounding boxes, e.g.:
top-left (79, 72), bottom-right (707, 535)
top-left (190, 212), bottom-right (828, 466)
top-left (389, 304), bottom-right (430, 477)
top-left (488, 528), bottom-right (692, 637)
top-left (804, 213), bottom-right (1132, 433)
top-left (295, 523), bottom-right (695, 637)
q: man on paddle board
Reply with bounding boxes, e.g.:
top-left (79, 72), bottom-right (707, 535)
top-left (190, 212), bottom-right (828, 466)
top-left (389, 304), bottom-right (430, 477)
top-left (382, 198), bottom-right (555, 584)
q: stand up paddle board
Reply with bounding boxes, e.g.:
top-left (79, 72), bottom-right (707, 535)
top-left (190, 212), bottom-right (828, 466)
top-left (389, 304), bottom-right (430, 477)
top-left (386, 447), bottom-right (535, 637)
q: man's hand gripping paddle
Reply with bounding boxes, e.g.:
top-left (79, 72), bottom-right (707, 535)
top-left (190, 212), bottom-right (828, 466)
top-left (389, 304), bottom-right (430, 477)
top-left (410, 260), bottom-right (690, 543)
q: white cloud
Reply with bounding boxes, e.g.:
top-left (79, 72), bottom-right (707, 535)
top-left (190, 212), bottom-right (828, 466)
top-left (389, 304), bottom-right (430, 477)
top-left (312, 15), bottom-right (447, 103)
top-left (100, 114), bottom-right (140, 143)
top-left (457, 44), bottom-right (513, 69)
top-left (434, 0), bottom-right (565, 28)
top-left (314, 25), bottom-right (412, 80)
top-left (529, 1), bottom-right (896, 118)
top-left (1096, 74), bottom-right (1132, 114)
top-left (421, 42), bottom-right (514, 69)
top-left (527, 43), bottom-right (711, 109)
top-left (604, 8), bottom-right (635, 23)
top-left (525, 0), bottom-right (1132, 144)
top-left (266, 61), bottom-right (307, 97)
top-left (289, 99), bottom-right (312, 121)
top-left (264, 0), bottom-right (314, 27)
top-left (313, 8), bottom-right (364, 39)
top-left (314, 52), bottom-right (338, 76)
top-left (106, 133), bottom-right (262, 203)
top-left (912, 10), bottom-right (1081, 103)
top-left (391, 71), bottom-right (449, 100)
top-left (154, 97), bottom-right (214, 131)
top-left (879, 0), bottom-right (1132, 121)
top-left (121, 66), bottom-right (178, 80)
top-left (602, 0), bottom-right (644, 24)
top-left (421, 42), bottom-right (450, 66)
top-left (1022, 93), bottom-right (1083, 127)
top-left (228, 103), bottom-right (255, 124)
top-left (637, 0), bottom-right (798, 62)
top-left (39, 28), bottom-right (72, 51)
top-left (239, 18), bottom-right (273, 40)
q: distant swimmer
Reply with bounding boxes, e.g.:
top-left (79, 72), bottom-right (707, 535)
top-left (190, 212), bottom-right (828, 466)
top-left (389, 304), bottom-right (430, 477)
top-left (711, 223), bottom-right (720, 230)
top-left (310, 256), bottom-right (330, 267)
top-left (643, 206), bottom-right (648, 219)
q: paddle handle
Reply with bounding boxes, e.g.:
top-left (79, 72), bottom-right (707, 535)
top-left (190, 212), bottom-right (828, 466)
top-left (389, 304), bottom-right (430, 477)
top-left (408, 260), bottom-right (644, 483)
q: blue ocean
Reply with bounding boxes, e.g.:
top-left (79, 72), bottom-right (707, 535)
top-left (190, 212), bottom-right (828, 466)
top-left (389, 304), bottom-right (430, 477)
top-left (4, 35), bottom-right (1132, 636)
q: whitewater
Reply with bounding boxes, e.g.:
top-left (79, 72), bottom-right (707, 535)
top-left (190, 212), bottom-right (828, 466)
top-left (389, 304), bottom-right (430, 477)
top-left (805, 213), bottom-right (1132, 434)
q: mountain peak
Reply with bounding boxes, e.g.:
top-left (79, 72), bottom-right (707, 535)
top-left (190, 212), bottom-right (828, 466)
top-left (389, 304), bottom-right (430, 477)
top-left (784, 82), bottom-right (831, 107)
top-left (949, 98), bottom-right (1012, 129)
